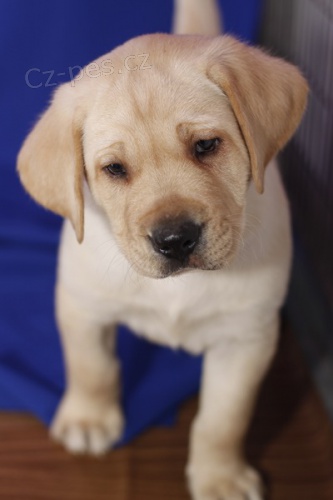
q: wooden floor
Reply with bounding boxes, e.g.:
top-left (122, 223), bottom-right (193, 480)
top-left (0, 328), bottom-right (332, 500)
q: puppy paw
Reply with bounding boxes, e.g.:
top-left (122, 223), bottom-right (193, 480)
top-left (50, 393), bottom-right (124, 456)
top-left (187, 461), bottom-right (263, 500)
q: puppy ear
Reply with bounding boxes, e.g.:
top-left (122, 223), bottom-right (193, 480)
top-left (207, 36), bottom-right (309, 193)
top-left (17, 84), bottom-right (85, 242)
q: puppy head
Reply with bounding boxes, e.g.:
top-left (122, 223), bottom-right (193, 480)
top-left (18, 35), bottom-right (308, 278)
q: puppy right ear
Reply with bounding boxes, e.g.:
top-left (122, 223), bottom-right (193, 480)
top-left (206, 36), bottom-right (308, 194)
top-left (17, 84), bottom-right (85, 243)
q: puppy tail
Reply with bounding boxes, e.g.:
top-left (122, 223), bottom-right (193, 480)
top-left (172, 0), bottom-right (222, 36)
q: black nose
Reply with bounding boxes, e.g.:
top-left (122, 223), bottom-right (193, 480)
top-left (150, 219), bottom-right (201, 262)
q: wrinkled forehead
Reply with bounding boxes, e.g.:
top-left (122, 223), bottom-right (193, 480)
top-left (82, 59), bottom-right (237, 161)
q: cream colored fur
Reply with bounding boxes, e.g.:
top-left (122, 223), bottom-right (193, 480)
top-left (17, 0), bottom-right (308, 498)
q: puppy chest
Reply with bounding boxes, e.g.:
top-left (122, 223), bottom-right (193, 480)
top-left (117, 290), bottom-right (225, 353)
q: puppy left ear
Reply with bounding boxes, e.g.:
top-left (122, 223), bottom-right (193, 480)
top-left (17, 83), bottom-right (85, 242)
top-left (207, 36), bottom-right (309, 193)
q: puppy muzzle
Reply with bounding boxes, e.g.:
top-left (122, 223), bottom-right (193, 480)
top-left (149, 218), bottom-right (202, 266)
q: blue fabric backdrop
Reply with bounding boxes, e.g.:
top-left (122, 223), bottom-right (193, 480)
top-left (0, 0), bottom-right (262, 444)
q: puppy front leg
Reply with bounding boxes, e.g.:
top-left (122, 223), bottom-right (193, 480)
top-left (51, 284), bottom-right (124, 455)
top-left (187, 314), bottom-right (279, 500)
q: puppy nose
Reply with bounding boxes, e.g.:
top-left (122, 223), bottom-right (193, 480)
top-left (150, 220), bottom-right (201, 262)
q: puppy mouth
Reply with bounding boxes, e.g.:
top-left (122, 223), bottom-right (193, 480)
top-left (124, 237), bottom-right (233, 279)
top-left (155, 249), bottom-right (225, 278)
top-left (162, 252), bottom-right (205, 276)
top-left (123, 214), bottom-right (239, 279)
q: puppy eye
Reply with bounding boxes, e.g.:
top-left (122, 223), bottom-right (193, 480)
top-left (104, 163), bottom-right (127, 177)
top-left (195, 138), bottom-right (219, 155)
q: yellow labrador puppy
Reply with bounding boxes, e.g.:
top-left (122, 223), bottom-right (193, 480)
top-left (18, 0), bottom-right (308, 498)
